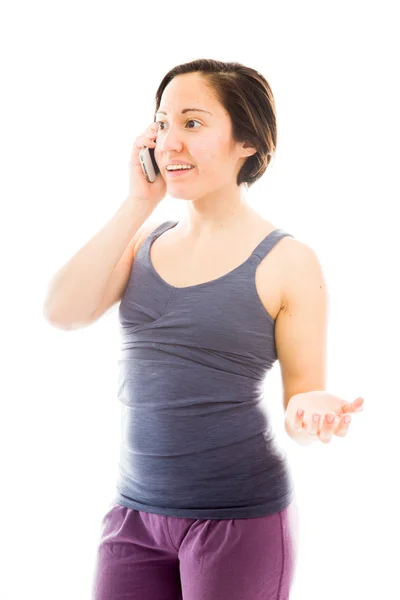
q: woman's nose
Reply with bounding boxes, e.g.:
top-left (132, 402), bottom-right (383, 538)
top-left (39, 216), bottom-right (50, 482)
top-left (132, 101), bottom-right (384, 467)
top-left (157, 127), bottom-right (184, 152)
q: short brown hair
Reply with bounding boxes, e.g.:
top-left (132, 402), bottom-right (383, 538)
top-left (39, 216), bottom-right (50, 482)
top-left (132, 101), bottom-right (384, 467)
top-left (154, 58), bottom-right (277, 189)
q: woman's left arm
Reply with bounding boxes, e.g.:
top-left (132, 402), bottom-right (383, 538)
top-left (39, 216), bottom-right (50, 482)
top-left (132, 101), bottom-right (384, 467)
top-left (274, 239), bottom-right (365, 445)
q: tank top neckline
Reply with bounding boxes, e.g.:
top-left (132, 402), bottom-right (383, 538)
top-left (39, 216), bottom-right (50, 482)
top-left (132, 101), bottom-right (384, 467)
top-left (147, 220), bottom-right (284, 291)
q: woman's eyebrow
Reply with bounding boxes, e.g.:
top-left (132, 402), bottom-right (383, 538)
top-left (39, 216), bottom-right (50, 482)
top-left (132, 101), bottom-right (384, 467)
top-left (155, 108), bottom-right (213, 116)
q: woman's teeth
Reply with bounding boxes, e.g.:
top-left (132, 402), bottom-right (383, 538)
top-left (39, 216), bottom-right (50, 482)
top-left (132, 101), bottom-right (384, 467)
top-left (167, 165), bottom-right (194, 171)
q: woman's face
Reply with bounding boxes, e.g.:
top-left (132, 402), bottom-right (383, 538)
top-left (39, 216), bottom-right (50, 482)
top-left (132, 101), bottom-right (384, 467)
top-left (154, 72), bottom-right (254, 199)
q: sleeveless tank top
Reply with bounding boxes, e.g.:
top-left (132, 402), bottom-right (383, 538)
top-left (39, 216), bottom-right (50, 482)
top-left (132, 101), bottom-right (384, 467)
top-left (112, 220), bottom-right (296, 519)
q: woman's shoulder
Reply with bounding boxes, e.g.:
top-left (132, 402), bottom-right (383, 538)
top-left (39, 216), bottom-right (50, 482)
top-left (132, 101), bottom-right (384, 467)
top-left (133, 218), bottom-right (168, 258)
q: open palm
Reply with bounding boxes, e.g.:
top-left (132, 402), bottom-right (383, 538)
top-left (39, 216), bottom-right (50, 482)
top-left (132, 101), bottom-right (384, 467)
top-left (285, 391), bottom-right (364, 444)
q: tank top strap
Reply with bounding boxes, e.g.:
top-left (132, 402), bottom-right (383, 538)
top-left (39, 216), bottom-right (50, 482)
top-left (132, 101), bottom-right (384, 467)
top-left (250, 228), bottom-right (295, 262)
top-left (149, 220), bottom-right (179, 241)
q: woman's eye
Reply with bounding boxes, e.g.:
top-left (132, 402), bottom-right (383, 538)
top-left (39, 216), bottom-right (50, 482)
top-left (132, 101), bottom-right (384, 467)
top-left (156, 119), bottom-right (201, 130)
top-left (186, 119), bottom-right (201, 129)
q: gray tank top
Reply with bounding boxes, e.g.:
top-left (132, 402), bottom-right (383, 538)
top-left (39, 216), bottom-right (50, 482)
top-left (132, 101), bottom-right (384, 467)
top-left (112, 220), bottom-right (296, 519)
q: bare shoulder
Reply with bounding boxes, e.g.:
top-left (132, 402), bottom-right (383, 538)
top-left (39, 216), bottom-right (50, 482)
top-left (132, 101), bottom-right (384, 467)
top-left (279, 237), bottom-right (327, 309)
top-left (279, 237), bottom-right (323, 271)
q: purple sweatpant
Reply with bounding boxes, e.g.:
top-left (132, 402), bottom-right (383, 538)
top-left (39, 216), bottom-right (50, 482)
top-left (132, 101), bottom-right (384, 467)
top-left (91, 500), bottom-right (299, 600)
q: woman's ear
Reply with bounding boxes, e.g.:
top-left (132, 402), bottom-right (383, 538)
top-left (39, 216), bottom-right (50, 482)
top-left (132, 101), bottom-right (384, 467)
top-left (241, 140), bottom-right (257, 158)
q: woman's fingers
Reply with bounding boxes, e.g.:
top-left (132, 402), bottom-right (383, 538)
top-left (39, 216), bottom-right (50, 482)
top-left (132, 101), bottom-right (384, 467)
top-left (294, 409), bottom-right (305, 431)
top-left (308, 413), bottom-right (321, 435)
top-left (295, 410), bottom-right (352, 443)
top-left (318, 414), bottom-right (338, 443)
top-left (334, 415), bottom-right (352, 437)
top-left (342, 397), bottom-right (364, 413)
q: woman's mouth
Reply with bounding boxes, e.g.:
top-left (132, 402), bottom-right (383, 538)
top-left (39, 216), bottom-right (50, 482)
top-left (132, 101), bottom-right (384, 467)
top-left (166, 166), bottom-right (195, 178)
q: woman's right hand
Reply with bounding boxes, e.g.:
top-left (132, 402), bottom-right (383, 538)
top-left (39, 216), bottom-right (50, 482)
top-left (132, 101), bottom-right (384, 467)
top-left (128, 122), bottom-right (166, 212)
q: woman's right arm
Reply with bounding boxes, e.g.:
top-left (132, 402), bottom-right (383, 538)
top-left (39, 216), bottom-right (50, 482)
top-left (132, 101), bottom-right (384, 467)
top-left (43, 121), bottom-right (166, 330)
top-left (43, 199), bottom-right (154, 329)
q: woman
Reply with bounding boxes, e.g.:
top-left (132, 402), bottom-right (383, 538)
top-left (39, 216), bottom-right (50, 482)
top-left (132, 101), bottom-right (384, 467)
top-left (86, 58), bottom-right (364, 599)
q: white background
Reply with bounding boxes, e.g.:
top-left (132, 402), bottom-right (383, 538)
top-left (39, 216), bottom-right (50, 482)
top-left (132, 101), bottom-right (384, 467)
top-left (1, 1), bottom-right (399, 598)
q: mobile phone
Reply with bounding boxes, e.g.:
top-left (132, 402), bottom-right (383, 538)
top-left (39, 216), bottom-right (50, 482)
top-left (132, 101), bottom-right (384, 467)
top-left (139, 145), bottom-right (160, 183)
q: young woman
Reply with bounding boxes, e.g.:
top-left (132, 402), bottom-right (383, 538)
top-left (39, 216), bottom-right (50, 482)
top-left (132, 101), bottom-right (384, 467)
top-left (46, 58), bottom-right (363, 600)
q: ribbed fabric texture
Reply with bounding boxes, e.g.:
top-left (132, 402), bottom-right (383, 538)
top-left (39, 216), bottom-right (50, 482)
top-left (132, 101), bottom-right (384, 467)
top-left (113, 220), bottom-right (296, 519)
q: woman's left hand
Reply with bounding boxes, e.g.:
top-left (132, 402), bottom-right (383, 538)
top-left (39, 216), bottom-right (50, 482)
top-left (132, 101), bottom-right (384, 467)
top-left (284, 391), bottom-right (364, 444)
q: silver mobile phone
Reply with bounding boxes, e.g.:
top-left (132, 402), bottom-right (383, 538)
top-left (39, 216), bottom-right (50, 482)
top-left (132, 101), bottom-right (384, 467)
top-left (139, 145), bottom-right (160, 183)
